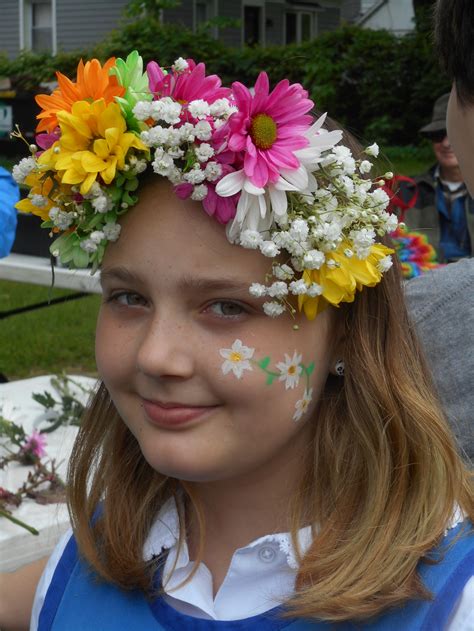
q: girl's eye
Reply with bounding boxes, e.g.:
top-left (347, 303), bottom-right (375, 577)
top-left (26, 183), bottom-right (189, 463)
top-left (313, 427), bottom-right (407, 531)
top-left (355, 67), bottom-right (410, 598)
top-left (108, 292), bottom-right (148, 307)
top-left (207, 301), bottom-right (246, 318)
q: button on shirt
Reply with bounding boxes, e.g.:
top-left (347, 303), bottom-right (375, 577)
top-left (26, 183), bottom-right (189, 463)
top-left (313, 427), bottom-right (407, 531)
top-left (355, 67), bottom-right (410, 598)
top-left (31, 499), bottom-right (474, 629)
top-left (144, 498), bottom-right (313, 621)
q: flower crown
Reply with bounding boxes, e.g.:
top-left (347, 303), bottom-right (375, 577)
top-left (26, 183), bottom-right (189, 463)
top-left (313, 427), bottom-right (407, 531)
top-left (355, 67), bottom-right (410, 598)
top-left (13, 51), bottom-right (397, 319)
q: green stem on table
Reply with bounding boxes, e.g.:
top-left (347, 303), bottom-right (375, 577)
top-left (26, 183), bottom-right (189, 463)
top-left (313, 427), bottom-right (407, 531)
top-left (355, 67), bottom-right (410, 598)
top-left (0, 509), bottom-right (39, 535)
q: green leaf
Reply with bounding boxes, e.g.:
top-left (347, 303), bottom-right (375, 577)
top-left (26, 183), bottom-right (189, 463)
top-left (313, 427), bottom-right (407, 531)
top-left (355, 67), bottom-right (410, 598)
top-left (305, 362), bottom-right (315, 376)
top-left (258, 357), bottom-right (271, 370)
top-left (266, 374), bottom-right (276, 386)
top-left (72, 245), bottom-right (90, 269)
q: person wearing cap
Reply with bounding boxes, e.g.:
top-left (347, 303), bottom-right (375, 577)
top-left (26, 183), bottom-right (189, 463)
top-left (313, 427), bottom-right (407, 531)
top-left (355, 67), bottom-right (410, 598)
top-left (400, 93), bottom-right (474, 263)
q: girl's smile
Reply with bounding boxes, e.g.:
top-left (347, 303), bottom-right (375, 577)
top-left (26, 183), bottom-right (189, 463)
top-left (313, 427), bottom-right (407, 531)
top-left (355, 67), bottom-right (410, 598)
top-left (141, 397), bottom-right (222, 429)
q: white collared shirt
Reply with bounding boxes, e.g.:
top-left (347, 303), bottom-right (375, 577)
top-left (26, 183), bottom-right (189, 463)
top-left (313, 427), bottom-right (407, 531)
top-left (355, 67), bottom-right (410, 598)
top-left (30, 499), bottom-right (474, 629)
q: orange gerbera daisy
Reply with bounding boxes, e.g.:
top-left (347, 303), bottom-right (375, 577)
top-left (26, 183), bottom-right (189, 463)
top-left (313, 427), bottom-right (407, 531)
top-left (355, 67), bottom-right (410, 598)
top-left (35, 57), bottom-right (126, 133)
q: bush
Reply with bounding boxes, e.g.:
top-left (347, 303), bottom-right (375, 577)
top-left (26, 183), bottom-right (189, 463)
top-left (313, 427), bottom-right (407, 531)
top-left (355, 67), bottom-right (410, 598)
top-left (0, 21), bottom-right (450, 145)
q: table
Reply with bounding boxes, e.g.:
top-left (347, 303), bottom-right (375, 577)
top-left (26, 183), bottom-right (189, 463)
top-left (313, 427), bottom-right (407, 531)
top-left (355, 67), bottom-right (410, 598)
top-left (0, 253), bottom-right (101, 293)
top-left (0, 375), bottom-right (96, 571)
top-left (0, 252), bottom-right (101, 321)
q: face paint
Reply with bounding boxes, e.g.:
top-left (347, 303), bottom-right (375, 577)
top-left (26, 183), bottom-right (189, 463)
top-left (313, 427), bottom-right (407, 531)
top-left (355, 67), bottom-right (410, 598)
top-left (219, 339), bottom-right (315, 421)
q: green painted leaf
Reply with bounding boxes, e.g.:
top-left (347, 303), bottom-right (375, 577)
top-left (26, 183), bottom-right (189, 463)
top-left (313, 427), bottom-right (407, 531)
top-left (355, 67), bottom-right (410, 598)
top-left (266, 374), bottom-right (276, 386)
top-left (258, 357), bottom-right (271, 370)
top-left (306, 362), bottom-right (315, 376)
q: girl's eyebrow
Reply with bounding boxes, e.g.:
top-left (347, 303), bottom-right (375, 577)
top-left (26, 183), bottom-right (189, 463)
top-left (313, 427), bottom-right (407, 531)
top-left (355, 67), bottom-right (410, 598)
top-left (100, 266), bottom-right (251, 294)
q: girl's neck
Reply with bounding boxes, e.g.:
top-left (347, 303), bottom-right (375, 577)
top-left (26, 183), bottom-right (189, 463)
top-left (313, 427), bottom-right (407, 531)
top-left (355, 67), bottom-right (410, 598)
top-left (184, 429), bottom-right (311, 595)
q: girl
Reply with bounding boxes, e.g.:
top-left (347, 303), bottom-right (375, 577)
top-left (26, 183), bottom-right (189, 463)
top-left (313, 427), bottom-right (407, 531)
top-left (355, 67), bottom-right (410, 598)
top-left (9, 52), bottom-right (474, 630)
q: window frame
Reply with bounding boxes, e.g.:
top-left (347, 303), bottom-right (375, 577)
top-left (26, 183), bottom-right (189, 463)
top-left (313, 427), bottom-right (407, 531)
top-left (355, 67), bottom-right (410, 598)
top-left (19, 0), bottom-right (57, 54)
top-left (284, 7), bottom-right (317, 45)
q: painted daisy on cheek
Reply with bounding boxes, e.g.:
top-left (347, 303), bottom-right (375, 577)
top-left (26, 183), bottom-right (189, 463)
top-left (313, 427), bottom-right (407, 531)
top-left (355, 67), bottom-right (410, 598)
top-left (220, 339), bottom-right (255, 379)
top-left (293, 388), bottom-right (313, 422)
top-left (276, 352), bottom-right (303, 390)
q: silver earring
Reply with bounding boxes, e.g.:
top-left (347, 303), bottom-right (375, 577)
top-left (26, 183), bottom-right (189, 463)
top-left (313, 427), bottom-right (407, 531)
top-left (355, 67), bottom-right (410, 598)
top-left (334, 359), bottom-right (345, 376)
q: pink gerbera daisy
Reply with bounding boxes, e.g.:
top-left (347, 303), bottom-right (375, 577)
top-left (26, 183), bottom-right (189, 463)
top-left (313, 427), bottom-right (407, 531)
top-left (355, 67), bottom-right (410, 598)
top-left (226, 72), bottom-right (314, 188)
top-left (147, 59), bottom-right (230, 104)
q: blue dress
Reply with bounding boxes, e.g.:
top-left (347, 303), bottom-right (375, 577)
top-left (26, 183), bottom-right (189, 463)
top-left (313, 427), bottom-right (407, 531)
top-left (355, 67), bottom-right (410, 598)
top-left (0, 166), bottom-right (18, 258)
top-left (38, 521), bottom-right (474, 631)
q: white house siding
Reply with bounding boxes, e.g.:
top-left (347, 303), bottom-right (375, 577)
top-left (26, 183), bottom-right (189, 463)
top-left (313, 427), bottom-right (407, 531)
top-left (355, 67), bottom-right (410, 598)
top-left (361, 0), bottom-right (415, 34)
top-left (162, 0), bottom-right (193, 30)
top-left (0, 0), bottom-right (20, 58)
top-left (55, 0), bottom-right (129, 52)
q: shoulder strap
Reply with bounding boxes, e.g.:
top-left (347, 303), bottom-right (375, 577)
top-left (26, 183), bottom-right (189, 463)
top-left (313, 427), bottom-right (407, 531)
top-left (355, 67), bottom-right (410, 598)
top-left (38, 534), bottom-right (166, 631)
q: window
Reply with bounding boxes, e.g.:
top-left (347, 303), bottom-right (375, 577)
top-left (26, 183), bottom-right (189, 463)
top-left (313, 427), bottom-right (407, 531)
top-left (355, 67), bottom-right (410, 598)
top-left (244, 6), bottom-right (262, 46)
top-left (194, 0), bottom-right (216, 32)
top-left (285, 11), bottom-right (315, 44)
top-left (21, 0), bottom-right (56, 53)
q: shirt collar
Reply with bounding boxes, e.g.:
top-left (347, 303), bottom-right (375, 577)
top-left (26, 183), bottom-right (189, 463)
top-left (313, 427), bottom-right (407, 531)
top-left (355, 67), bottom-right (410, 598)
top-left (142, 496), bottom-right (313, 570)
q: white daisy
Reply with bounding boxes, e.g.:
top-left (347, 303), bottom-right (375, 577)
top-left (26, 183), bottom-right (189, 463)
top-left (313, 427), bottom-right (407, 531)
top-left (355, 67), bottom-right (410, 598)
top-left (293, 388), bottom-right (313, 422)
top-left (276, 351), bottom-right (303, 389)
top-left (220, 339), bottom-right (255, 379)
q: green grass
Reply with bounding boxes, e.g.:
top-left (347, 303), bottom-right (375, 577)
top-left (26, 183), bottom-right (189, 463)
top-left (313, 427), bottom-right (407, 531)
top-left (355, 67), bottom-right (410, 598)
top-left (0, 280), bottom-right (100, 380)
top-left (378, 144), bottom-right (434, 177)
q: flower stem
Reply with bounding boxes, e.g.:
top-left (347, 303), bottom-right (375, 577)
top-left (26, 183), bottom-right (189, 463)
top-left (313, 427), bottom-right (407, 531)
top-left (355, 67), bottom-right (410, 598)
top-left (0, 509), bottom-right (39, 535)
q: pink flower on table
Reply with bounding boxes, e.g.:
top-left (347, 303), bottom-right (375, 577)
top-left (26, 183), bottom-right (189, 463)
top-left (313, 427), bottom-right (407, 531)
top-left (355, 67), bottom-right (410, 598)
top-left (226, 72), bottom-right (314, 188)
top-left (147, 59), bottom-right (230, 105)
top-left (21, 430), bottom-right (47, 459)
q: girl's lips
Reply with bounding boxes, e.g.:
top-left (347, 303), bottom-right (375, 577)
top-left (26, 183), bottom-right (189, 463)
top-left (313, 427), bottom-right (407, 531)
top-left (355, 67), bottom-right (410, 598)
top-left (141, 398), bottom-right (219, 428)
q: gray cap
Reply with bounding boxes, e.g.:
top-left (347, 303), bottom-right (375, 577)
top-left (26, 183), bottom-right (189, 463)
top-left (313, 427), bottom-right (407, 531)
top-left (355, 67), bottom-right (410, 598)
top-left (419, 93), bottom-right (450, 136)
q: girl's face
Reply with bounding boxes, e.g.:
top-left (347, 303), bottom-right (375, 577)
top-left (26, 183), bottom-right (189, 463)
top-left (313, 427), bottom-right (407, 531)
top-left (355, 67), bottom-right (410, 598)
top-left (96, 180), bottom-right (338, 483)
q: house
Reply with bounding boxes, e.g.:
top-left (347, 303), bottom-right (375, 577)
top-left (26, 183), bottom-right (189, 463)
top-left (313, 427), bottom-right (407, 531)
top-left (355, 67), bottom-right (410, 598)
top-left (342, 0), bottom-right (415, 35)
top-left (0, 0), bottom-right (345, 59)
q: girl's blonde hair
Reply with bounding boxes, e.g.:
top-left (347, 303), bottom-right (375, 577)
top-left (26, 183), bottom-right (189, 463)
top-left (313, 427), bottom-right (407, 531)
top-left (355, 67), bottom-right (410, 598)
top-left (67, 133), bottom-right (473, 622)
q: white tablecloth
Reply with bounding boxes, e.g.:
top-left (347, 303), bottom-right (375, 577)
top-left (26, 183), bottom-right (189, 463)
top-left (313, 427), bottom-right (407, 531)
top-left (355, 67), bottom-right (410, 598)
top-left (0, 375), bottom-right (97, 571)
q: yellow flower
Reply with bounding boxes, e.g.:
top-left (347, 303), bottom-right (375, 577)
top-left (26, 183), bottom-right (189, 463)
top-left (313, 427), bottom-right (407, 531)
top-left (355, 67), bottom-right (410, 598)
top-left (39, 99), bottom-right (147, 195)
top-left (299, 242), bottom-right (394, 320)
top-left (15, 171), bottom-right (56, 221)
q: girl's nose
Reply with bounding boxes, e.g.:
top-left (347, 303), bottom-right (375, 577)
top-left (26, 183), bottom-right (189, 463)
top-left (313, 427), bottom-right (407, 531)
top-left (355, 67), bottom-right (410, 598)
top-left (136, 313), bottom-right (195, 380)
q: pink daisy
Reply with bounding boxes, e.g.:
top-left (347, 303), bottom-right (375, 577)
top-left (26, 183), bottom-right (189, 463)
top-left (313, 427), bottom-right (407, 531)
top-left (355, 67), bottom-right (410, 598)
top-left (226, 72), bottom-right (314, 188)
top-left (147, 59), bottom-right (230, 104)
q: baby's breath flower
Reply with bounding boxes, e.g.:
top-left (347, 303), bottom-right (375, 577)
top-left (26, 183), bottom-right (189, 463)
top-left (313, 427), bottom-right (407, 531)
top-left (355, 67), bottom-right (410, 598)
top-left (359, 160), bottom-right (373, 174)
top-left (172, 57), bottom-right (189, 73)
top-left (12, 157), bottom-right (36, 184)
top-left (365, 142), bottom-right (379, 157)
top-left (289, 279), bottom-right (308, 295)
top-left (267, 281), bottom-right (288, 298)
top-left (103, 222), bottom-right (121, 242)
top-left (377, 255), bottom-right (393, 273)
top-left (188, 99), bottom-right (211, 120)
top-left (263, 301), bottom-right (285, 317)
top-left (259, 240), bottom-right (280, 257)
top-left (240, 229), bottom-right (263, 249)
top-left (249, 283), bottom-right (267, 297)
top-left (191, 184), bottom-right (208, 201)
top-left (273, 264), bottom-right (293, 280)
top-left (195, 143), bottom-right (214, 162)
top-left (194, 121), bottom-right (212, 141)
